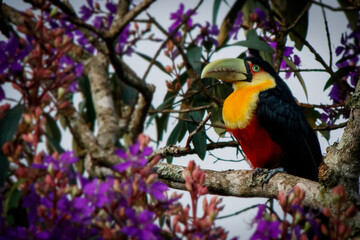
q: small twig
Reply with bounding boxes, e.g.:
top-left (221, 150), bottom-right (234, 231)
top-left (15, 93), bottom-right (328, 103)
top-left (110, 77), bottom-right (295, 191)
top-left (49, 0), bottom-right (106, 53)
top-left (292, 30), bottom-right (337, 80)
top-left (216, 204), bottom-right (259, 219)
top-left (279, 68), bottom-right (327, 73)
top-left (186, 112), bottom-right (212, 148)
top-left (314, 122), bottom-right (347, 131)
top-left (149, 140), bottom-right (238, 161)
top-left (209, 151), bottom-right (244, 164)
top-left (285, 1), bottom-right (311, 33)
top-left (311, 0), bottom-right (360, 12)
top-left (320, 0), bottom-right (333, 68)
top-left (142, 0), bottom-right (202, 81)
top-left (148, 103), bottom-right (217, 114)
top-left (299, 102), bottom-right (345, 109)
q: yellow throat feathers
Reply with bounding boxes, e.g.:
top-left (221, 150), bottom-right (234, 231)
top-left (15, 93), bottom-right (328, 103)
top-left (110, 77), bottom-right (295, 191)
top-left (222, 72), bottom-right (276, 129)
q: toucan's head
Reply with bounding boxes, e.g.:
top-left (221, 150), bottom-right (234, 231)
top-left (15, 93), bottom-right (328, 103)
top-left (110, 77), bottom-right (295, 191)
top-left (201, 56), bottom-right (277, 89)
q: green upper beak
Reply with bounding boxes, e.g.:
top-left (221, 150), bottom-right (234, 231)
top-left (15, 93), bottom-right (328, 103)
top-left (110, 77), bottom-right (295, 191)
top-left (201, 58), bottom-right (251, 83)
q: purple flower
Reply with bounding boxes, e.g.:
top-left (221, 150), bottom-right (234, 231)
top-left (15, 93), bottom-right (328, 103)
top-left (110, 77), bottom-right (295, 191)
top-left (169, 3), bottom-right (196, 33)
top-left (229, 11), bottom-right (243, 40)
top-left (122, 209), bottom-right (161, 240)
top-left (32, 151), bottom-right (79, 176)
top-left (294, 54), bottom-right (301, 66)
top-left (255, 8), bottom-right (267, 21)
top-left (329, 82), bottom-right (347, 103)
top-left (195, 22), bottom-right (219, 47)
top-left (251, 204), bottom-right (281, 239)
top-left (336, 46), bottom-right (345, 56)
top-left (283, 46), bottom-right (294, 58)
top-left (75, 62), bottom-right (84, 77)
top-left (115, 24), bottom-right (134, 56)
top-left (0, 33), bottom-right (31, 75)
top-left (147, 181), bottom-right (168, 201)
top-left (113, 143), bottom-right (152, 172)
top-left (251, 220), bottom-right (281, 240)
top-left (83, 177), bottom-right (115, 208)
top-left (79, 0), bottom-right (94, 21)
top-left (68, 81), bottom-right (78, 93)
top-left (106, 2), bottom-right (117, 14)
top-left (76, 31), bottom-right (95, 54)
top-left (254, 204), bottom-right (266, 222)
top-left (22, 185), bottom-right (41, 223)
top-left (269, 42), bottom-right (302, 79)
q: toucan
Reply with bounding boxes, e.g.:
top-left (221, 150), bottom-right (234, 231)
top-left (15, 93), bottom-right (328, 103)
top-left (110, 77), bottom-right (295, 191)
top-left (201, 56), bottom-right (323, 181)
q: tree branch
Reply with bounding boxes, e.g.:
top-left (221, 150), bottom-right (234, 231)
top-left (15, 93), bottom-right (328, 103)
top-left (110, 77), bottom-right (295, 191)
top-left (285, 1), bottom-right (311, 33)
top-left (292, 30), bottom-right (337, 80)
top-left (155, 163), bottom-right (324, 209)
top-left (103, 0), bottom-right (155, 40)
top-left (186, 113), bottom-right (212, 148)
top-left (311, 0), bottom-right (360, 11)
top-left (85, 53), bottom-right (120, 149)
top-left (314, 122), bottom-right (347, 131)
top-left (321, 80), bottom-right (360, 199)
top-left (149, 141), bottom-right (238, 160)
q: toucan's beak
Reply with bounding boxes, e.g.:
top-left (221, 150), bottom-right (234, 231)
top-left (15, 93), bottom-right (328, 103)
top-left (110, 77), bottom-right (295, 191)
top-left (201, 58), bottom-right (252, 83)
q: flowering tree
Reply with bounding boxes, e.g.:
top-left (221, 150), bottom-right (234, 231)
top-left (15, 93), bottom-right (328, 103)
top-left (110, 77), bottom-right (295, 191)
top-left (0, 0), bottom-right (359, 239)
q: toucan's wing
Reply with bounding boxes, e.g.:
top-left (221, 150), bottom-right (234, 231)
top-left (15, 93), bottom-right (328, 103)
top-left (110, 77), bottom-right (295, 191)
top-left (257, 76), bottom-right (322, 181)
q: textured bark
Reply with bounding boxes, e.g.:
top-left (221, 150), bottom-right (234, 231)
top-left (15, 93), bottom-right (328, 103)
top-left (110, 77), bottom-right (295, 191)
top-left (86, 54), bottom-right (120, 149)
top-left (149, 141), bottom-right (239, 160)
top-left (156, 163), bottom-right (323, 209)
top-left (321, 81), bottom-right (360, 200)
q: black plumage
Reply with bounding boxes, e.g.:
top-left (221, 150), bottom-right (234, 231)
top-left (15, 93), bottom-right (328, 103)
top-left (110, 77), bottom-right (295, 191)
top-left (246, 56), bottom-right (323, 181)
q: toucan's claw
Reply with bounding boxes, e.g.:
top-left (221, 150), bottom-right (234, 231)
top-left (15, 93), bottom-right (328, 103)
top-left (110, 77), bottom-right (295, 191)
top-left (250, 167), bottom-right (286, 186)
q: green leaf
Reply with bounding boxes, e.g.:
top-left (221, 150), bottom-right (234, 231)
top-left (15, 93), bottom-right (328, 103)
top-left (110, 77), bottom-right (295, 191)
top-left (45, 113), bottom-right (61, 153)
top-left (287, 0), bottom-right (310, 50)
top-left (283, 56), bottom-right (308, 100)
top-left (0, 153), bottom-right (9, 187)
top-left (135, 51), bottom-right (171, 76)
top-left (323, 66), bottom-right (355, 91)
top-left (0, 104), bottom-right (24, 186)
top-left (212, 0), bottom-right (222, 25)
top-left (78, 76), bottom-right (96, 130)
top-left (217, 0), bottom-right (247, 46)
top-left (186, 111), bottom-right (207, 160)
top-left (3, 178), bottom-right (25, 225)
top-left (337, 0), bottom-right (359, 30)
top-left (0, 104), bottom-right (25, 146)
top-left (186, 45), bottom-right (202, 74)
top-left (317, 122), bottom-right (330, 141)
top-left (301, 107), bottom-right (321, 129)
top-left (166, 120), bottom-right (185, 146)
top-left (45, 133), bottom-right (65, 154)
top-left (233, 30), bottom-right (274, 53)
top-left (166, 120), bottom-right (186, 163)
top-left (154, 114), bottom-right (169, 144)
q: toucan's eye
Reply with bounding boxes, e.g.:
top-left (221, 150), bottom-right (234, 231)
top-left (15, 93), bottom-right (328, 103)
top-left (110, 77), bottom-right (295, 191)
top-left (252, 64), bottom-right (260, 72)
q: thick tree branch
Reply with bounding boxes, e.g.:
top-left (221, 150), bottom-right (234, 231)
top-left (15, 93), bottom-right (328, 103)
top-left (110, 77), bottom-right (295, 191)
top-left (128, 85), bottom-right (155, 141)
top-left (321, 81), bottom-right (360, 199)
top-left (155, 163), bottom-right (324, 209)
top-left (85, 53), bottom-right (120, 149)
top-left (103, 0), bottom-right (155, 40)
